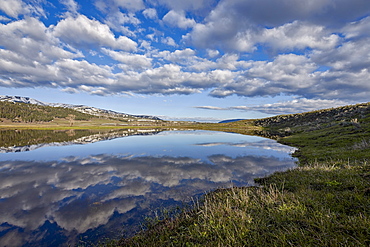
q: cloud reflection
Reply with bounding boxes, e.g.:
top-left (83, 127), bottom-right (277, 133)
top-left (0, 151), bottom-right (296, 246)
top-left (195, 139), bottom-right (297, 153)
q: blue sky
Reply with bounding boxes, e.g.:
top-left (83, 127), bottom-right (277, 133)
top-left (1, 0), bottom-right (370, 121)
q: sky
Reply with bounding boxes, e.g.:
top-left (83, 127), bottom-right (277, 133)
top-left (0, 0), bottom-right (370, 122)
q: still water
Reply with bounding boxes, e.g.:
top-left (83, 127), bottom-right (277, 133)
top-left (0, 130), bottom-right (297, 246)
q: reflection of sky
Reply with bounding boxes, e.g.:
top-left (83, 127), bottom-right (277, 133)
top-left (0, 130), bottom-right (296, 162)
top-left (0, 130), bottom-right (297, 246)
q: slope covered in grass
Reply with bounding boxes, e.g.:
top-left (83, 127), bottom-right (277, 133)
top-left (0, 101), bottom-right (93, 122)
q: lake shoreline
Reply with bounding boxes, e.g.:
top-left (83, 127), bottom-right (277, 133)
top-left (119, 103), bottom-right (370, 246)
top-left (1, 102), bottom-right (369, 246)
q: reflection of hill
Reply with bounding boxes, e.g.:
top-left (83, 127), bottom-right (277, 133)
top-left (0, 129), bottom-right (163, 153)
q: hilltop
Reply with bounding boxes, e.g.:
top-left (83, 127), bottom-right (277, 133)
top-left (253, 102), bottom-right (370, 136)
top-left (0, 95), bottom-right (173, 128)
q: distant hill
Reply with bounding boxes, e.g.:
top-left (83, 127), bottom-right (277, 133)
top-left (219, 119), bottom-right (246, 123)
top-left (0, 95), bottom-right (161, 121)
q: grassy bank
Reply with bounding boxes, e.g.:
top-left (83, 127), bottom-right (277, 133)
top-left (118, 103), bottom-right (370, 246)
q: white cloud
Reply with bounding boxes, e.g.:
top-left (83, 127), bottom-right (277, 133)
top-left (155, 0), bottom-right (216, 11)
top-left (188, 19), bottom-right (340, 53)
top-left (0, 16), bottom-right (11, 21)
top-left (60, 0), bottom-right (79, 14)
top-left (195, 106), bottom-right (224, 110)
top-left (342, 16), bottom-right (370, 39)
top-left (248, 54), bottom-right (317, 85)
top-left (95, 0), bottom-right (144, 12)
top-left (196, 98), bottom-right (349, 115)
top-left (113, 0), bottom-right (145, 11)
top-left (111, 62), bottom-right (231, 94)
top-left (163, 10), bottom-right (196, 29)
top-left (312, 39), bottom-right (370, 72)
top-left (161, 36), bottom-right (177, 47)
top-left (53, 15), bottom-right (137, 51)
top-left (93, 0), bottom-right (143, 36)
top-left (0, 17), bottom-right (84, 88)
top-left (260, 21), bottom-right (340, 51)
top-left (0, 0), bottom-right (369, 108)
top-left (206, 49), bottom-right (219, 58)
top-left (186, 0), bottom-right (370, 51)
top-left (191, 53), bottom-right (246, 71)
top-left (235, 98), bottom-right (349, 114)
top-left (158, 48), bottom-right (196, 63)
top-left (102, 11), bottom-right (141, 37)
top-left (0, 0), bottom-right (25, 18)
top-left (142, 8), bottom-right (157, 19)
top-left (54, 59), bottom-right (114, 87)
top-left (102, 48), bottom-right (152, 71)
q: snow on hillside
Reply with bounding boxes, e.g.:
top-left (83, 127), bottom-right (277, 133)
top-left (0, 95), bottom-right (161, 120)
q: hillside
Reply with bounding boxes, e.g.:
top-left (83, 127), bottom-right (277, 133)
top-left (0, 96), bottom-right (175, 128)
top-left (253, 102), bottom-right (370, 136)
top-left (0, 95), bottom-right (161, 121)
top-left (0, 101), bottom-right (93, 123)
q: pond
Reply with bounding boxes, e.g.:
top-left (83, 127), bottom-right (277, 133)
top-left (0, 129), bottom-right (297, 246)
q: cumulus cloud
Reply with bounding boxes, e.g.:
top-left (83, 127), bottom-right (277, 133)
top-left (342, 16), bottom-right (370, 39)
top-left (0, 0), bottom-right (24, 18)
top-left (154, 0), bottom-right (216, 12)
top-left (102, 48), bottom-right (152, 71)
top-left (311, 39), bottom-right (370, 72)
top-left (161, 36), bottom-right (177, 46)
top-left (142, 8), bottom-right (157, 19)
top-left (60, 0), bottom-right (79, 14)
top-left (207, 49), bottom-right (219, 58)
top-left (0, 17), bottom-right (80, 62)
top-left (163, 10), bottom-right (196, 29)
top-left (114, 63), bottom-right (208, 94)
top-left (158, 48), bottom-right (196, 64)
top-left (186, 0), bottom-right (370, 51)
top-left (53, 15), bottom-right (137, 51)
top-left (188, 19), bottom-right (341, 53)
top-left (208, 54), bottom-right (318, 98)
top-left (0, 0), bottom-right (46, 19)
top-left (95, 0), bottom-right (145, 12)
top-left (0, 0), bottom-right (370, 114)
top-left (103, 11), bottom-right (141, 36)
top-left (1, 10), bottom-right (369, 106)
top-left (259, 21), bottom-right (340, 51)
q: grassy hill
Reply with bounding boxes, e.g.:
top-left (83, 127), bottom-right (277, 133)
top-left (0, 101), bottom-right (176, 128)
top-left (120, 102), bottom-right (370, 246)
top-left (0, 101), bottom-right (93, 123)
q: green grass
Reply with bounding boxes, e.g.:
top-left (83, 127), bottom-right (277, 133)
top-left (119, 162), bottom-right (370, 246)
top-left (279, 120), bottom-right (370, 164)
top-left (116, 103), bottom-right (370, 246)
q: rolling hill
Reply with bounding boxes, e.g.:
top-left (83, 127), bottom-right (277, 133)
top-left (0, 95), bottom-right (161, 121)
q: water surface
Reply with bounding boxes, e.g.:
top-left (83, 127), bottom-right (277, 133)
top-left (0, 130), bottom-right (297, 246)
